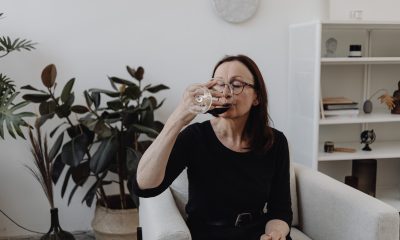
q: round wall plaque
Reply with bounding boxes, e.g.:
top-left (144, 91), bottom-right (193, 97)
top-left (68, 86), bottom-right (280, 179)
top-left (211, 0), bottom-right (260, 24)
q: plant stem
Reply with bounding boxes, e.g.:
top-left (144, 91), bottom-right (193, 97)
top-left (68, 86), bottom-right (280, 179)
top-left (117, 130), bottom-right (127, 209)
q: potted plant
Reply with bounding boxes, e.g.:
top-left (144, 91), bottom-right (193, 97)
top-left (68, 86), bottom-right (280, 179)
top-left (22, 64), bottom-right (169, 239)
top-left (0, 12), bottom-right (37, 139)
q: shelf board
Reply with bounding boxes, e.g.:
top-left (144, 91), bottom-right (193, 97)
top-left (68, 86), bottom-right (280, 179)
top-left (318, 141), bottom-right (400, 161)
top-left (322, 21), bottom-right (400, 30)
top-left (320, 111), bottom-right (400, 125)
top-left (321, 57), bottom-right (400, 65)
top-left (376, 187), bottom-right (400, 212)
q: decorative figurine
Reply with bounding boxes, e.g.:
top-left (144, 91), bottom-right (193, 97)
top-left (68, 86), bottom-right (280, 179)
top-left (360, 129), bottom-right (376, 151)
top-left (324, 37), bottom-right (337, 57)
top-left (391, 80), bottom-right (400, 114)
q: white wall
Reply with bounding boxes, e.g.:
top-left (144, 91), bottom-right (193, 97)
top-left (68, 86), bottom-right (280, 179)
top-left (0, 0), bottom-right (328, 236)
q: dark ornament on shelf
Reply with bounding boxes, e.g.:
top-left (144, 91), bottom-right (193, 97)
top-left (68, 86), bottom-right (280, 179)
top-left (41, 208), bottom-right (75, 240)
top-left (391, 80), bottom-right (400, 114)
top-left (360, 129), bottom-right (376, 151)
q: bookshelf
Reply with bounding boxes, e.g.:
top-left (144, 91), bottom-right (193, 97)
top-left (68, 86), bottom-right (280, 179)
top-left (288, 20), bottom-right (400, 211)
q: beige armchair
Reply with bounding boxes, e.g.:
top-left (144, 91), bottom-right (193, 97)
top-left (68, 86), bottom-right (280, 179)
top-left (139, 163), bottom-right (399, 240)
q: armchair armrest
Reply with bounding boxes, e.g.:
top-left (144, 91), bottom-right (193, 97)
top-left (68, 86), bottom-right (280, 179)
top-left (139, 188), bottom-right (191, 240)
top-left (294, 163), bottom-right (399, 240)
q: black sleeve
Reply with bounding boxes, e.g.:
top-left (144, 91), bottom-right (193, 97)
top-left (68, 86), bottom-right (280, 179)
top-left (266, 132), bottom-right (293, 227)
top-left (131, 125), bottom-right (193, 198)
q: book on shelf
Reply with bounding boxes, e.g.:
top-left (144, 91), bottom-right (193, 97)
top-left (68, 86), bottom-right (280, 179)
top-left (323, 109), bottom-right (360, 116)
top-left (324, 104), bottom-right (358, 110)
top-left (322, 97), bottom-right (354, 105)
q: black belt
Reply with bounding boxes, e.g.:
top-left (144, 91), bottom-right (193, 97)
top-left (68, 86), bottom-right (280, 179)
top-left (199, 211), bottom-right (267, 228)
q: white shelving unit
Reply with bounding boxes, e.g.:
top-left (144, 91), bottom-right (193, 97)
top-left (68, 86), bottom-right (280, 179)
top-left (288, 20), bottom-right (400, 211)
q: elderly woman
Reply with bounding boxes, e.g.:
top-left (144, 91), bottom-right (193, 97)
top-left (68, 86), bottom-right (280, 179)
top-left (133, 55), bottom-right (292, 240)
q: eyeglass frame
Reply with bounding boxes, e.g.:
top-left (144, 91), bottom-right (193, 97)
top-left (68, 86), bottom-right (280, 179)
top-left (211, 77), bottom-right (255, 95)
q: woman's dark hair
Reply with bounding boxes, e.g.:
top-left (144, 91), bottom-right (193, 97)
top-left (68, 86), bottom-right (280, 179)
top-left (212, 54), bottom-right (274, 153)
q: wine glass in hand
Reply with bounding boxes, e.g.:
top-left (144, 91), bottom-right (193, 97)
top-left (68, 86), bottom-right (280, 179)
top-left (188, 78), bottom-right (233, 115)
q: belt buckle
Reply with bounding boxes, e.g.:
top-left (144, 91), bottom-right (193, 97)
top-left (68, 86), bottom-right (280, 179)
top-left (234, 212), bottom-right (252, 227)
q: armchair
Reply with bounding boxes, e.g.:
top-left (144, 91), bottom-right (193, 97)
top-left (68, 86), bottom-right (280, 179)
top-left (139, 163), bottom-right (399, 240)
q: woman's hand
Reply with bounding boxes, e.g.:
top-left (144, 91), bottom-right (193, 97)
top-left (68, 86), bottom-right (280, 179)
top-left (260, 231), bottom-right (286, 240)
top-left (170, 80), bottom-right (225, 126)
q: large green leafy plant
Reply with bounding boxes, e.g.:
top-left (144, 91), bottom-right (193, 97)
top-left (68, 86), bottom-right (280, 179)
top-left (0, 12), bottom-right (37, 139)
top-left (22, 64), bottom-right (168, 209)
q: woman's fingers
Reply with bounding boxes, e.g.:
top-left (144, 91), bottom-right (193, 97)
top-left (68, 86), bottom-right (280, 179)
top-left (260, 234), bottom-right (272, 240)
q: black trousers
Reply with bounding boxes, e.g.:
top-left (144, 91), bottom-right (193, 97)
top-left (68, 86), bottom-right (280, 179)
top-left (187, 217), bottom-right (292, 240)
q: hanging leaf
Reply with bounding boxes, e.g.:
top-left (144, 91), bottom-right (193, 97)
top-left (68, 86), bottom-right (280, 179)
top-left (107, 100), bottom-right (123, 111)
top-left (145, 84), bottom-right (169, 93)
top-left (41, 64), bottom-right (57, 88)
top-left (109, 76), bottom-right (136, 87)
top-left (126, 147), bottom-right (141, 176)
top-left (49, 132), bottom-right (64, 161)
top-left (91, 92), bottom-right (100, 109)
top-left (126, 66), bottom-right (144, 81)
top-left (61, 134), bottom-right (89, 167)
top-left (55, 104), bottom-right (71, 118)
top-left (61, 78), bottom-right (75, 103)
top-left (89, 88), bottom-right (120, 98)
top-left (39, 100), bottom-right (56, 115)
top-left (71, 161), bottom-right (90, 186)
top-left (50, 122), bottom-right (66, 138)
top-left (83, 90), bottom-right (93, 107)
top-left (130, 124), bottom-right (159, 138)
top-left (22, 93), bottom-right (51, 103)
top-left (52, 154), bottom-right (65, 184)
top-left (61, 166), bottom-right (73, 198)
top-left (124, 85), bottom-right (141, 100)
top-left (71, 105), bottom-right (89, 114)
top-left (90, 136), bottom-right (118, 174)
top-left (20, 85), bottom-right (46, 93)
top-left (0, 90), bottom-right (36, 139)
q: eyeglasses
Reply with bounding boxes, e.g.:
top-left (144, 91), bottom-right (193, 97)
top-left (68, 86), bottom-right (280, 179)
top-left (212, 78), bottom-right (255, 95)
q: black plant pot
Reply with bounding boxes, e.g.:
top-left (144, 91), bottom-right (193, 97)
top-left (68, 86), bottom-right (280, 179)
top-left (41, 208), bottom-right (75, 240)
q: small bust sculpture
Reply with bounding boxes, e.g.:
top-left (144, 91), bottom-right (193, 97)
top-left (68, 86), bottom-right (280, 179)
top-left (391, 80), bottom-right (400, 114)
top-left (325, 37), bottom-right (338, 57)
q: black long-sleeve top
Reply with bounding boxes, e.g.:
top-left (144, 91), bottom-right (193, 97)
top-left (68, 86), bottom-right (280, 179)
top-left (132, 120), bottom-right (292, 227)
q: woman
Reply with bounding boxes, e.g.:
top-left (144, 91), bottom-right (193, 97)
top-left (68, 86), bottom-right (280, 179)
top-left (133, 55), bottom-right (292, 240)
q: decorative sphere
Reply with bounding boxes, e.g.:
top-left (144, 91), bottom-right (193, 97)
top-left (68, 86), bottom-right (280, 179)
top-left (363, 100), bottom-right (373, 113)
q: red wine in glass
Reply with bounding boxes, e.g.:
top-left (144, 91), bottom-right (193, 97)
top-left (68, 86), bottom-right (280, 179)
top-left (206, 103), bottom-right (232, 116)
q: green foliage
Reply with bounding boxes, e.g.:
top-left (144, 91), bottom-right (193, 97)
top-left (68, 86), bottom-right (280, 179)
top-left (0, 36), bottom-right (36, 58)
top-left (22, 64), bottom-right (169, 209)
top-left (0, 13), bottom-right (37, 139)
top-left (0, 89), bottom-right (36, 139)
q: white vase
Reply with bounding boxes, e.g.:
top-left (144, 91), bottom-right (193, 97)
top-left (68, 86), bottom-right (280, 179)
top-left (91, 204), bottom-right (139, 240)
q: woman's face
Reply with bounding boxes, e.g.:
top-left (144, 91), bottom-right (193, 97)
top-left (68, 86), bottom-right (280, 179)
top-left (213, 60), bottom-right (258, 119)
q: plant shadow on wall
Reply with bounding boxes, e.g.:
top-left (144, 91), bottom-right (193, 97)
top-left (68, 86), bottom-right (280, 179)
top-left (21, 64), bottom-right (168, 238)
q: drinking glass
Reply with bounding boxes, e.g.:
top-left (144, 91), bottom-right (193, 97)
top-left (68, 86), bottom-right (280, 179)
top-left (188, 78), bottom-right (233, 115)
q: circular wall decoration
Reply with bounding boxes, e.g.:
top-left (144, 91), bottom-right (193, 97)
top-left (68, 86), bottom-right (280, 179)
top-left (211, 0), bottom-right (260, 24)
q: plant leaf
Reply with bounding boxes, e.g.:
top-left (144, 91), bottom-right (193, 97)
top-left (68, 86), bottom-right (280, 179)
top-left (71, 161), bottom-right (90, 186)
top-left (20, 85), bottom-right (46, 93)
top-left (41, 64), bottom-right (57, 88)
top-left (124, 85), bottom-right (141, 100)
top-left (0, 91), bottom-right (35, 139)
top-left (126, 66), bottom-right (144, 81)
top-left (71, 105), bottom-right (89, 114)
top-left (90, 136), bottom-right (118, 174)
top-left (89, 88), bottom-right (120, 98)
top-left (61, 134), bottom-right (89, 167)
top-left (130, 124), bottom-right (159, 138)
top-left (61, 78), bottom-right (75, 103)
top-left (49, 132), bottom-right (64, 161)
top-left (52, 154), bottom-right (65, 184)
top-left (126, 147), bottom-right (141, 176)
top-left (145, 84), bottom-right (169, 93)
top-left (22, 94), bottom-right (51, 103)
top-left (109, 76), bottom-right (136, 87)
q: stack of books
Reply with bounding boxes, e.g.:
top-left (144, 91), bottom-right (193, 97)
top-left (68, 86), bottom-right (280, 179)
top-left (322, 97), bottom-right (359, 116)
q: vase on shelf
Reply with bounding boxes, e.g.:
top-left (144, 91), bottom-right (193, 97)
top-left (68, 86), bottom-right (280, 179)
top-left (41, 208), bottom-right (75, 240)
